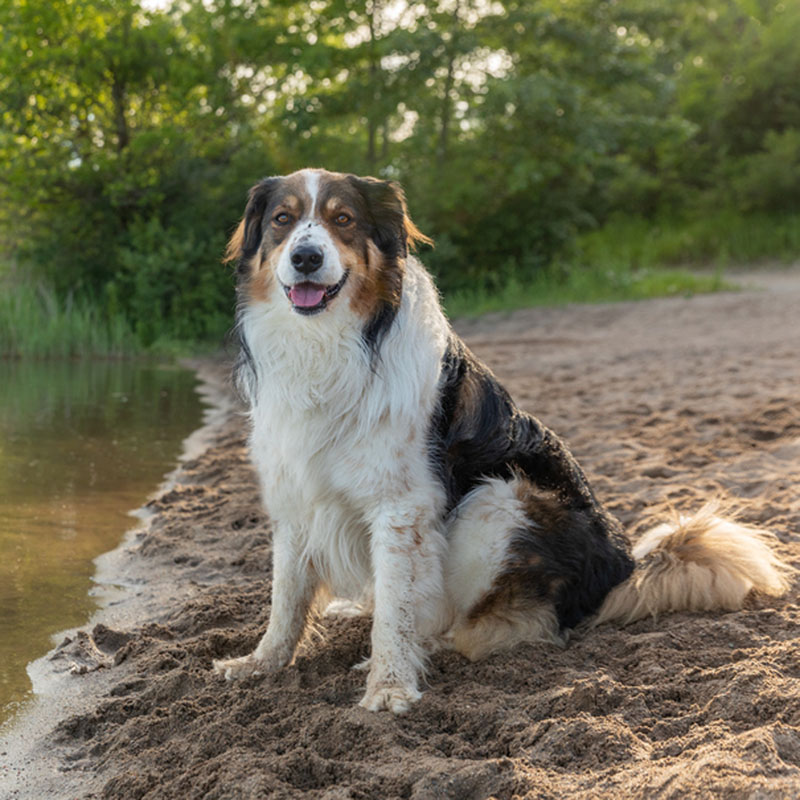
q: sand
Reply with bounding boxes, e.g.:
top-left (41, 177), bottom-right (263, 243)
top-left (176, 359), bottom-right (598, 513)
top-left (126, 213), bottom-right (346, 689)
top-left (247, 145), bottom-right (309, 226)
top-left (2, 271), bottom-right (799, 799)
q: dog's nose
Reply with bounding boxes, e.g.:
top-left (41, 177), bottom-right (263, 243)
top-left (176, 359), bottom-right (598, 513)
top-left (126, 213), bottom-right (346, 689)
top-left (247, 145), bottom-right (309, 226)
top-left (290, 246), bottom-right (324, 275)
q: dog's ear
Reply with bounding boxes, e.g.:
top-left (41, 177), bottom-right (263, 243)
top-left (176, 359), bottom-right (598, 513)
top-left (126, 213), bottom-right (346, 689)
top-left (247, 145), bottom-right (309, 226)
top-left (348, 176), bottom-right (432, 259)
top-left (224, 178), bottom-right (281, 266)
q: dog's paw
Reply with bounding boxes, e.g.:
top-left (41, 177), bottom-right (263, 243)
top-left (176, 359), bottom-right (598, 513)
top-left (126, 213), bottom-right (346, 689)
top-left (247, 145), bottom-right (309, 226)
top-left (358, 683), bottom-right (421, 714)
top-left (213, 653), bottom-right (271, 681)
top-left (351, 656), bottom-right (371, 672)
top-left (324, 598), bottom-right (368, 618)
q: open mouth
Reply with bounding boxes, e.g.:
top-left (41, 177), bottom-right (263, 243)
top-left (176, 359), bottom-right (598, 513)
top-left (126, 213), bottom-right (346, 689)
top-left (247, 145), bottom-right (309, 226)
top-left (283, 271), bottom-right (349, 315)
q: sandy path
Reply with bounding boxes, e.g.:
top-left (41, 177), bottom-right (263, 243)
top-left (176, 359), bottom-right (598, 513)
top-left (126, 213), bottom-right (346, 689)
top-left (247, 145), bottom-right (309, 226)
top-left (2, 271), bottom-right (799, 799)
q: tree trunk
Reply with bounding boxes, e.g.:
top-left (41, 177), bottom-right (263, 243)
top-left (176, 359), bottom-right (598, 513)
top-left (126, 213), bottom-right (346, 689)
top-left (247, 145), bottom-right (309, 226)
top-left (110, 10), bottom-right (131, 154)
top-left (437, 54), bottom-right (455, 168)
top-left (380, 120), bottom-right (389, 161)
top-left (365, 0), bottom-right (380, 170)
top-left (436, 1), bottom-right (462, 170)
top-left (111, 75), bottom-right (129, 154)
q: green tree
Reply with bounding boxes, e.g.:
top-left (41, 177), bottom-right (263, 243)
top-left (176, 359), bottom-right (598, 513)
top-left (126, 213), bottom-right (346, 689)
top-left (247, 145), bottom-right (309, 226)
top-left (2, 0), bottom-right (799, 349)
top-left (0, 0), bottom-right (273, 343)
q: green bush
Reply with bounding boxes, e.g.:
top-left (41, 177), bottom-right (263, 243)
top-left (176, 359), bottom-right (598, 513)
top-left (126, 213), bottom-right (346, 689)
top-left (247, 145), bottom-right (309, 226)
top-left (115, 218), bottom-right (233, 347)
top-left (0, 282), bottom-right (137, 358)
top-left (731, 130), bottom-right (800, 213)
top-left (576, 211), bottom-right (800, 269)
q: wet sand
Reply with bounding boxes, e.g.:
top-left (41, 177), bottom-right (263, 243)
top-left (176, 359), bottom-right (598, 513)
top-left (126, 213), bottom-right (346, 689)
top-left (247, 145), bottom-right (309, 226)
top-left (2, 272), bottom-right (799, 799)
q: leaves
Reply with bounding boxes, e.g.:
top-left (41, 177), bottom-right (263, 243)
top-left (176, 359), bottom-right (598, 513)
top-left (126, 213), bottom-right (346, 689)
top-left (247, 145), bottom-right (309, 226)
top-left (1, 0), bottom-right (798, 343)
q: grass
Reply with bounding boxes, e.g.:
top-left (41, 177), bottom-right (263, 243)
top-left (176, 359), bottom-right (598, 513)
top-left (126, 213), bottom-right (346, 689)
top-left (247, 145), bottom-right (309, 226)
top-left (577, 210), bottom-right (800, 269)
top-left (444, 210), bottom-right (800, 319)
top-left (0, 283), bottom-right (139, 359)
top-left (444, 264), bottom-right (731, 319)
top-left (0, 276), bottom-right (226, 360)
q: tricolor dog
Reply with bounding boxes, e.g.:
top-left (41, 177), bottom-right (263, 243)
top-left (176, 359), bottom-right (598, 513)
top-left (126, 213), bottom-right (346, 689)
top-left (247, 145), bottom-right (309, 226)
top-left (213, 168), bottom-right (790, 713)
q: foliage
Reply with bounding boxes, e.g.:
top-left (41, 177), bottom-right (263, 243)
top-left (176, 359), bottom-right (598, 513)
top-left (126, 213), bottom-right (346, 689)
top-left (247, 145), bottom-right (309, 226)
top-left (1, 0), bottom-right (799, 353)
top-left (0, 281), bottom-right (136, 358)
top-left (0, 0), bottom-right (268, 346)
top-left (444, 264), bottom-right (731, 320)
top-left (578, 210), bottom-right (800, 268)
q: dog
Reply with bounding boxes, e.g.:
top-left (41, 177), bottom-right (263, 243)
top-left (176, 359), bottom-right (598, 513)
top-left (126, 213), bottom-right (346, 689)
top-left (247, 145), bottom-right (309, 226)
top-left (213, 168), bottom-right (791, 713)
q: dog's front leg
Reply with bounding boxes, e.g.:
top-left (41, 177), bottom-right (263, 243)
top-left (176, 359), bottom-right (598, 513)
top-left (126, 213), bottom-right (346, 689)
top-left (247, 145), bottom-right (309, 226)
top-left (214, 523), bottom-right (317, 680)
top-left (359, 507), bottom-right (442, 714)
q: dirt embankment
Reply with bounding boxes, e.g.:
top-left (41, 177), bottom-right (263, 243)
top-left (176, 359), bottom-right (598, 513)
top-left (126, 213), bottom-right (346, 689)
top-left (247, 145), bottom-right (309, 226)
top-left (2, 272), bottom-right (799, 799)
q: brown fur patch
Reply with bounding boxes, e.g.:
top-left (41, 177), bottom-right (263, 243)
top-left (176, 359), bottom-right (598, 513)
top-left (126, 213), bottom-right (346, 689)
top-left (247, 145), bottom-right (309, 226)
top-left (249, 258), bottom-right (274, 303)
top-left (404, 216), bottom-right (432, 251)
top-left (278, 173), bottom-right (313, 215)
top-left (348, 240), bottom-right (403, 321)
top-left (226, 174), bottom-right (313, 269)
top-left (281, 194), bottom-right (303, 216)
top-left (465, 479), bottom-right (567, 626)
top-left (224, 220), bottom-right (245, 264)
top-left (323, 195), bottom-right (349, 216)
top-left (467, 579), bottom-right (519, 622)
top-left (513, 478), bottom-right (567, 533)
top-left (237, 238), bottom-right (292, 303)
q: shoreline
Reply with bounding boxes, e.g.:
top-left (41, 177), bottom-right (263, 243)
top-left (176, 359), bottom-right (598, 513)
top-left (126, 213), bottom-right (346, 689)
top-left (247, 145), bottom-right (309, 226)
top-left (1, 276), bottom-right (799, 799)
top-left (0, 359), bottom-right (239, 799)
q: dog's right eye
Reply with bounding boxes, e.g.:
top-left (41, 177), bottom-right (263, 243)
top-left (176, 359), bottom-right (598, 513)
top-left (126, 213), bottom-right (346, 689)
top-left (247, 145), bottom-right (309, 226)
top-left (274, 212), bottom-right (290, 225)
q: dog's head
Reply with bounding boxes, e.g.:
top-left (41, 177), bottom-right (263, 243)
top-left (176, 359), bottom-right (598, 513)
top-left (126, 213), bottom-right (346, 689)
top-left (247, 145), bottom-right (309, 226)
top-left (226, 169), bottom-right (430, 350)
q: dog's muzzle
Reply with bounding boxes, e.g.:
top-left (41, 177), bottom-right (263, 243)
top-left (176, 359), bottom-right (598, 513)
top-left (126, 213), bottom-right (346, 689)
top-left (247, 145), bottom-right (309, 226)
top-left (283, 271), bottom-right (349, 315)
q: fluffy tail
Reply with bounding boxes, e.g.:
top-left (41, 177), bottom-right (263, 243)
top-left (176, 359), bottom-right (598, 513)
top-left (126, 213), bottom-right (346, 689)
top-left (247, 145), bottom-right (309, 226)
top-left (592, 504), bottom-right (793, 627)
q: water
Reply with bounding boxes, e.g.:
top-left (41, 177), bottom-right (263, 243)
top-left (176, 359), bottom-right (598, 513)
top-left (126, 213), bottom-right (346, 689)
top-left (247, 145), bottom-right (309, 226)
top-left (0, 360), bottom-right (204, 726)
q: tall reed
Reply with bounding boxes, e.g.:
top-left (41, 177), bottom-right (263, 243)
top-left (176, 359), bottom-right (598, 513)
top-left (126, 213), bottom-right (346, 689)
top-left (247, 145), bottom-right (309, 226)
top-left (0, 283), bottom-right (138, 359)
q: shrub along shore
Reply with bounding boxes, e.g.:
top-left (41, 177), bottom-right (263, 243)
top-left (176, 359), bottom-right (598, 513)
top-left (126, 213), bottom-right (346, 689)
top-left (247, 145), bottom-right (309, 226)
top-left (6, 206), bottom-right (800, 358)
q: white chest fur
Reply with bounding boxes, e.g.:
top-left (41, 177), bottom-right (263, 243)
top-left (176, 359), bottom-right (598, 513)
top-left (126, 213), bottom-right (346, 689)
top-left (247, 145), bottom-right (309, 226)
top-left (240, 258), bottom-right (450, 596)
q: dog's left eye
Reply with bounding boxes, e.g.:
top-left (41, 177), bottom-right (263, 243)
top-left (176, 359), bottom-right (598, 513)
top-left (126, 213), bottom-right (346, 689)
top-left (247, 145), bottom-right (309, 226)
top-left (274, 212), bottom-right (290, 225)
top-left (334, 213), bottom-right (351, 226)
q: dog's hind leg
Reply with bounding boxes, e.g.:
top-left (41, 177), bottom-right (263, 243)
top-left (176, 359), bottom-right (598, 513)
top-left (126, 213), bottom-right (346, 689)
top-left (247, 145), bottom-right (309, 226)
top-left (442, 477), bottom-right (562, 659)
top-left (442, 474), bottom-right (632, 660)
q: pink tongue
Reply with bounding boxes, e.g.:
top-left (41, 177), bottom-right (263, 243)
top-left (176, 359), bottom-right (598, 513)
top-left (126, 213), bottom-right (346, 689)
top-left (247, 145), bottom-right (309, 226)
top-left (289, 283), bottom-right (326, 307)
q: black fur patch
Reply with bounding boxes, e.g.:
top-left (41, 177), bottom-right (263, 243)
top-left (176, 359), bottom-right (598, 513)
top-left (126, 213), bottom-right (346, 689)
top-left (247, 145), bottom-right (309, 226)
top-left (508, 482), bottom-right (633, 630)
top-left (238, 177), bottom-right (282, 271)
top-left (362, 301), bottom-right (399, 365)
top-left (231, 308), bottom-right (257, 400)
top-left (430, 335), bottom-right (634, 630)
top-left (348, 176), bottom-right (406, 362)
top-left (230, 176), bottom-right (279, 397)
top-left (347, 176), bottom-right (409, 261)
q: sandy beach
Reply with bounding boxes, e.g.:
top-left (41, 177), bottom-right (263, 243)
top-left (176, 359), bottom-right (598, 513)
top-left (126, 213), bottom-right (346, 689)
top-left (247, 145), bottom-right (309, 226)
top-left (2, 271), bottom-right (799, 799)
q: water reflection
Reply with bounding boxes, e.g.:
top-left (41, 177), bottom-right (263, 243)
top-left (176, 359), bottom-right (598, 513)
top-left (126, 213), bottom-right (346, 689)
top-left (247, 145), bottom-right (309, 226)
top-left (0, 361), bottom-right (203, 725)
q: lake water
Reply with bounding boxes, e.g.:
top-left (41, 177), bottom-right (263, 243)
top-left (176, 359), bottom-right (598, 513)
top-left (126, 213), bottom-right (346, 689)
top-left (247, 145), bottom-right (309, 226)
top-left (0, 361), bottom-right (204, 726)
